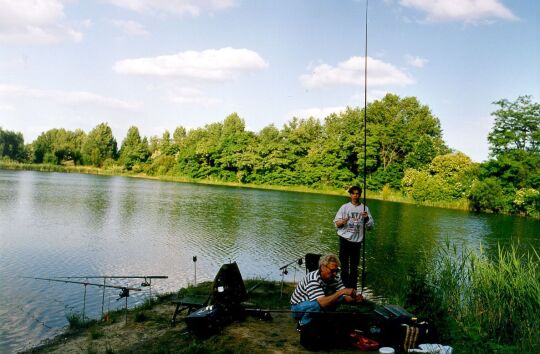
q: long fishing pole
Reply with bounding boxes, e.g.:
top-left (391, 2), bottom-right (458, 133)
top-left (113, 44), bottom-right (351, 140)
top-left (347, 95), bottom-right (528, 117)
top-left (361, 0), bottom-right (369, 294)
top-left (52, 275), bottom-right (168, 279)
top-left (22, 276), bottom-right (142, 291)
top-left (49, 275), bottom-right (168, 315)
top-left (23, 276), bottom-right (142, 322)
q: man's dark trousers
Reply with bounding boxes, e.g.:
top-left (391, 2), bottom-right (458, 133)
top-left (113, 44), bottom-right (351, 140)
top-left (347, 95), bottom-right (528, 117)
top-left (339, 237), bottom-right (362, 289)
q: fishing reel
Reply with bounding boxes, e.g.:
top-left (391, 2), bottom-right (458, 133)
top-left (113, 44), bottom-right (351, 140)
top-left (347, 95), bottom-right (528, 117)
top-left (279, 257), bottom-right (303, 276)
top-left (117, 288), bottom-right (130, 300)
top-left (141, 277), bottom-right (150, 287)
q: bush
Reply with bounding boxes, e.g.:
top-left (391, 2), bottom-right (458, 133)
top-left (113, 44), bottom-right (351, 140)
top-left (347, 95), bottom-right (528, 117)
top-left (43, 152), bottom-right (59, 165)
top-left (468, 178), bottom-right (505, 212)
top-left (513, 188), bottom-right (540, 217)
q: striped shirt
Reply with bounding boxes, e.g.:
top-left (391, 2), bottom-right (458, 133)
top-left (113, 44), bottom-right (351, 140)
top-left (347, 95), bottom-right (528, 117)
top-left (291, 270), bottom-right (345, 305)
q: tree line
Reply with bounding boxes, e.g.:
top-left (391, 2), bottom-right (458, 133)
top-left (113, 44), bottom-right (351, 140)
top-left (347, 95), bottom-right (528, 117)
top-left (1, 93), bottom-right (538, 217)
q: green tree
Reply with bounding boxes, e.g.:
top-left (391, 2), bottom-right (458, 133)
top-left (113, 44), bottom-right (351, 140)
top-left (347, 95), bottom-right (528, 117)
top-left (118, 126), bottom-right (149, 170)
top-left (402, 152), bottom-right (477, 201)
top-left (160, 130), bottom-right (177, 156)
top-left (474, 95), bottom-right (540, 215)
top-left (31, 128), bottom-right (85, 164)
top-left (280, 117), bottom-right (323, 185)
top-left (488, 95), bottom-right (540, 156)
top-left (249, 124), bottom-right (287, 184)
top-left (172, 126), bottom-right (187, 154)
top-left (468, 178), bottom-right (505, 212)
top-left (367, 94), bottom-right (448, 190)
top-left (81, 123), bottom-right (117, 166)
top-left (176, 123), bottom-right (223, 178)
top-left (0, 127), bottom-right (25, 161)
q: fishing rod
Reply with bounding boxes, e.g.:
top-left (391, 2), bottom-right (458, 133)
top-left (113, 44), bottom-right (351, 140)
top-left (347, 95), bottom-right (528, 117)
top-left (22, 276), bottom-right (143, 290)
top-left (361, 0), bottom-right (369, 295)
top-left (22, 276), bottom-right (142, 324)
top-left (52, 275), bottom-right (168, 279)
top-left (50, 275), bottom-right (168, 312)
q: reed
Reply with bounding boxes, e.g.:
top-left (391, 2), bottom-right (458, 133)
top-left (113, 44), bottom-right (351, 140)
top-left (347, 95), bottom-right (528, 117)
top-left (407, 242), bottom-right (540, 352)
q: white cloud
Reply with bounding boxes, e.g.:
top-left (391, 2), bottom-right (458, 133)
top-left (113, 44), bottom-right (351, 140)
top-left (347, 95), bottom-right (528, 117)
top-left (287, 106), bottom-right (346, 120)
top-left (110, 19), bottom-right (149, 36)
top-left (0, 84), bottom-right (140, 110)
top-left (0, 102), bottom-right (15, 111)
top-left (399, 0), bottom-right (519, 24)
top-left (106, 0), bottom-right (237, 16)
top-left (114, 47), bottom-right (269, 81)
top-left (300, 56), bottom-right (415, 89)
top-left (169, 87), bottom-right (222, 106)
top-left (0, 0), bottom-right (82, 44)
top-left (406, 55), bottom-right (428, 68)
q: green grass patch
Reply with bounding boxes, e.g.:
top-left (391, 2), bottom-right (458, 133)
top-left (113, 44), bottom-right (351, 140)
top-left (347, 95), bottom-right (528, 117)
top-left (66, 311), bottom-right (94, 330)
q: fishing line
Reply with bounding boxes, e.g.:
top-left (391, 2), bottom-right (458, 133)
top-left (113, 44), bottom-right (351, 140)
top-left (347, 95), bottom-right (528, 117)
top-left (361, 0), bottom-right (369, 294)
top-left (12, 302), bottom-right (56, 331)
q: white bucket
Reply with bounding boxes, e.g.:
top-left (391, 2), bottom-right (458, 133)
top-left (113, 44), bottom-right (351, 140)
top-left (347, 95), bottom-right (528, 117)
top-left (379, 347), bottom-right (395, 354)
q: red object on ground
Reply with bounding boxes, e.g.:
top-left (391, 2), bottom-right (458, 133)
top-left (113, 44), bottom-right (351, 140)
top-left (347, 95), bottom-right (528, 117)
top-left (350, 331), bottom-right (380, 351)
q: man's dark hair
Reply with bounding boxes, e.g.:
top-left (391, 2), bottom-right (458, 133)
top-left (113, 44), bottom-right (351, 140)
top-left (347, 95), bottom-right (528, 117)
top-left (348, 185), bottom-right (362, 194)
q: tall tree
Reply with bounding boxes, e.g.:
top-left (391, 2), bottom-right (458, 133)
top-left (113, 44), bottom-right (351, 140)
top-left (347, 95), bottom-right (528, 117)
top-left (81, 123), bottom-right (117, 166)
top-left (488, 95), bottom-right (540, 156)
top-left (0, 127), bottom-right (25, 161)
top-left (367, 94), bottom-right (447, 189)
top-left (118, 126), bottom-right (149, 169)
top-left (31, 128), bottom-right (85, 164)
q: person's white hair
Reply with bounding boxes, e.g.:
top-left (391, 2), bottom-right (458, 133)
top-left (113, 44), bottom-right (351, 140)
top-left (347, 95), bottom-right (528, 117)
top-left (319, 254), bottom-right (340, 268)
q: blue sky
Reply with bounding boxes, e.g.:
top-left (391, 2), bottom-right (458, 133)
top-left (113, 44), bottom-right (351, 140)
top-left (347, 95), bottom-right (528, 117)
top-left (0, 0), bottom-right (538, 162)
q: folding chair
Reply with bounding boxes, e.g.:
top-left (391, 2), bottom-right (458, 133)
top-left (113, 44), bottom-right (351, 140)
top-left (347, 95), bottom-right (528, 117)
top-left (305, 253), bottom-right (322, 273)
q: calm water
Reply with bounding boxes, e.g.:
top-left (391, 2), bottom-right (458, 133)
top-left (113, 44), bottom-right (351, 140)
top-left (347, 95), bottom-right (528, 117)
top-left (0, 170), bottom-right (538, 352)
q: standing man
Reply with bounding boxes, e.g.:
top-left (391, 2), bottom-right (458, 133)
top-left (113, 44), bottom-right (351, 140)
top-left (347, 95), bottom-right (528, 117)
top-left (333, 185), bottom-right (374, 289)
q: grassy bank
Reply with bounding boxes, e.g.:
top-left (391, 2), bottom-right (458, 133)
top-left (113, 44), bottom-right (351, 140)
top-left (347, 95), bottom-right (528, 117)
top-left (404, 243), bottom-right (540, 353)
top-left (0, 161), bottom-right (471, 211)
top-left (25, 280), bottom-right (367, 354)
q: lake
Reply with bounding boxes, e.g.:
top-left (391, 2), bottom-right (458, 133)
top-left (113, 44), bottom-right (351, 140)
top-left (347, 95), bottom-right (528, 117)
top-left (0, 170), bottom-right (538, 352)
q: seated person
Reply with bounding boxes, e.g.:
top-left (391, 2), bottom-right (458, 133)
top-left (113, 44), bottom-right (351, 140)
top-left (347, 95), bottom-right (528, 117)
top-left (291, 254), bottom-right (364, 349)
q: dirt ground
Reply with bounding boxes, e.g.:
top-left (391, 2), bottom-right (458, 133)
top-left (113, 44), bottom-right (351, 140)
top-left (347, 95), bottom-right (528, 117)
top-left (27, 303), bottom-right (366, 354)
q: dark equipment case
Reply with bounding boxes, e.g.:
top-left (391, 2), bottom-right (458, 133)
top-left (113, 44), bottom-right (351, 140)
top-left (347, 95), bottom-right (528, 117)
top-left (371, 305), bottom-right (416, 348)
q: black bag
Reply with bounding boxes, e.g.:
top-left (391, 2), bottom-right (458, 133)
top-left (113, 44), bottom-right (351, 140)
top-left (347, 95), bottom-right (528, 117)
top-left (185, 305), bottom-right (224, 337)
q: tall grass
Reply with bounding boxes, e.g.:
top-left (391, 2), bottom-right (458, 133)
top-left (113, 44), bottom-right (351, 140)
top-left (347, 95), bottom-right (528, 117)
top-left (406, 243), bottom-right (540, 353)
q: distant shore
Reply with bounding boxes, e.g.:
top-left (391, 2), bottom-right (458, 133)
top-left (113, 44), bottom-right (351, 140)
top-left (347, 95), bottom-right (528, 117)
top-left (1, 161), bottom-right (472, 212)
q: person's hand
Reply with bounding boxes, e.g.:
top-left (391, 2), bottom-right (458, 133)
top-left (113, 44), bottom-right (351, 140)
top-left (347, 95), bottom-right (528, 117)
top-left (341, 288), bottom-right (356, 297)
top-left (355, 293), bottom-right (364, 303)
top-left (361, 211), bottom-right (369, 220)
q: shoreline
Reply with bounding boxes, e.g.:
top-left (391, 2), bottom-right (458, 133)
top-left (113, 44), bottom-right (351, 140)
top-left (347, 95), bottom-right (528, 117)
top-left (0, 162), bottom-right (474, 213)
